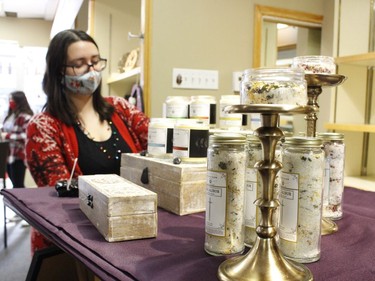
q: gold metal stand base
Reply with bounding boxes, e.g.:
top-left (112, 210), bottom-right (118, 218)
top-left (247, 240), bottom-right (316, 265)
top-left (321, 217), bottom-right (338, 235)
top-left (218, 237), bottom-right (313, 281)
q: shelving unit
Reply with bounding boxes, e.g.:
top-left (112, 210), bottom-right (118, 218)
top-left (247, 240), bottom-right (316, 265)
top-left (325, 123), bottom-right (375, 133)
top-left (326, 50), bottom-right (375, 190)
top-left (107, 67), bottom-right (141, 97)
top-left (335, 52), bottom-right (375, 66)
top-left (107, 66), bottom-right (141, 85)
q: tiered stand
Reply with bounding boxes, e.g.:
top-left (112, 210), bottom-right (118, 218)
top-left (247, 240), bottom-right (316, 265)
top-left (304, 74), bottom-right (347, 235)
top-left (218, 104), bottom-right (315, 281)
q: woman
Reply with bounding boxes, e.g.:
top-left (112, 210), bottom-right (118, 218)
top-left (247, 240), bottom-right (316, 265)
top-left (1, 91), bottom-right (34, 188)
top-left (26, 29), bottom-right (149, 254)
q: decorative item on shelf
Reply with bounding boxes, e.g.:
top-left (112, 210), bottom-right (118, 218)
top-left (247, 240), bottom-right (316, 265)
top-left (123, 48), bottom-right (139, 72)
top-left (118, 52), bottom-right (129, 73)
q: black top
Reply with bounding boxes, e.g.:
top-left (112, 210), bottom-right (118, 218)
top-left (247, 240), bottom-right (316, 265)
top-left (73, 121), bottom-right (131, 175)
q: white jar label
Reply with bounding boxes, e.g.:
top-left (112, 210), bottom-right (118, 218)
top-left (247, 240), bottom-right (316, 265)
top-left (205, 170), bottom-right (227, 236)
top-left (173, 128), bottom-right (208, 158)
top-left (190, 103), bottom-right (210, 119)
top-left (244, 168), bottom-right (258, 228)
top-left (166, 104), bottom-right (189, 118)
top-left (279, 172), bottom-right (299, 242)
top-left (219, 104), bottom-right (242, 128)
top-left (147, 127), bottom-right (173, 155)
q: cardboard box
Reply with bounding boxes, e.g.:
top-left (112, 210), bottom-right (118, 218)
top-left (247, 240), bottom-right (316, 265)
top-left (79, 174), bottom-right (157, 242)
top-left (120, 153), bottom-right (207, 216)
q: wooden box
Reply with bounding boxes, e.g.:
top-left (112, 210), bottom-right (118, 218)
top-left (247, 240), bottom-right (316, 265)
top-left (79, 174), bottom-right (157, 242)
top-left (120, 153), bottom-right (207, 216)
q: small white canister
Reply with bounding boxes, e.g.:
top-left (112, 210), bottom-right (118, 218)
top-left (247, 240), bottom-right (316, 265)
top-left (172, 119), bottom-right (209, 162)
top-left (147, 118), bottom-right (176, 157)
top-left (189, 95), bottom-right (217, 128)
top-left (219, 95), bottom-right (243, 130)
top-left (164, 96), bottom-right (190, 118)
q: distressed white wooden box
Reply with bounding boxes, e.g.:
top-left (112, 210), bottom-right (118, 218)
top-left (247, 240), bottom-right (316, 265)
top-left (79, 174), bottom-right (157, 242)
top-left (120, 153), bottom-right (207, 216)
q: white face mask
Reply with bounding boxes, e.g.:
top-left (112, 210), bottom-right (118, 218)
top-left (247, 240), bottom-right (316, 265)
top-left (64, 70), bottom-right (102, 96)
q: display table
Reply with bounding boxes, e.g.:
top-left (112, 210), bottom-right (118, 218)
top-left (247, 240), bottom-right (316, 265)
top-left (1, 186), bottom-right (375, 281)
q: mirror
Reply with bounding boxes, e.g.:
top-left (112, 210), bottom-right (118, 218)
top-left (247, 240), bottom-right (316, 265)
top-left (253, 5), bottom-right (323, 68)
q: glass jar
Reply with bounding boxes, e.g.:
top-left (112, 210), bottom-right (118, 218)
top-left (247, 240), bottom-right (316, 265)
top-left (219, 94), bottom-right (243, 130)
top-left (164, 96), bottom-right (190, 118)
top-left (205, 133), bottom-right (247, 256)
top-left (317, 132), bottom-right (345, 220)
top-left (291, 55), bottom-right (336, 74)
top-left (147, 118), bottom-right (176, 157)
top-left (189, 95), bottom-right (216, 127)
top-left (172, 119), bottom-right (209, 162)
top-left (240, 68), bottom-right (307, 106)
top-left (279, 137), bottom-right (325, 263)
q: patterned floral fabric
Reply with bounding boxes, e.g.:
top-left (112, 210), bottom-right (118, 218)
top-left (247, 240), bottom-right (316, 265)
top-left (2, 112), bottom-right (33, 164)
top-left (26, 96), bottom-right (149, 254)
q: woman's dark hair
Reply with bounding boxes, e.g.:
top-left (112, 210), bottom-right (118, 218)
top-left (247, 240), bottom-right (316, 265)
top-left (42, 29), bottom-right (113, 125)
top-left (4, 91), bottom-right (34, 121)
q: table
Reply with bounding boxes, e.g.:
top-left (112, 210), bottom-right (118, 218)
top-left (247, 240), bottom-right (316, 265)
top-left (1, 186), bottom-right (375, 281)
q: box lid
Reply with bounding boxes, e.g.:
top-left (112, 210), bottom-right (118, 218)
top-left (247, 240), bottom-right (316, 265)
top-left (79, 174), bottom-right (157, 217)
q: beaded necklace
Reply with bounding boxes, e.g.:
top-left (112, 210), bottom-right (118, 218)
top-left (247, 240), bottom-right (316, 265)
top-left (76, 120), bottom-right (122, 160)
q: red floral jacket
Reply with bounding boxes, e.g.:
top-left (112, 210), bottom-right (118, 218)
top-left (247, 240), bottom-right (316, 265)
top-left (2, 113), bottom-right (33, 164)
top-left (26, 96), bottom-right (149, 187)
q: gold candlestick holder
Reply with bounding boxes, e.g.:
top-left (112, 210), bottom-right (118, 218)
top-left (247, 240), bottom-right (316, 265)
top-left (304, 74), bottom-right (347, 235)
top-left (218, 104), bottom-right (315, 281)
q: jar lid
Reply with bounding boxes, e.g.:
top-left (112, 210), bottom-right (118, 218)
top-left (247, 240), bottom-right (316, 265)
top-left (292, 55), bottom-right (335, 63)
top-left (316, 132), bottom-right (344, 141)
top-left (210, 132), bottom-right (246, 144)
top-left (150, 118), bottom-right (177, 125)
top-left (283, 136), bottom-right (322, 148)
top-left (165, 96), bottom-right (190, 102)
top-left (242, 67), bottom-right (305, 82)
top-left (190, 95), bottom-right (216, 101)
top-left (174, 118), bottom-right (209, 129)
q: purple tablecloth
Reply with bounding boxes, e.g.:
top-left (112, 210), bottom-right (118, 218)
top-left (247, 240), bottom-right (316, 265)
top-left (1, 186), bottom-right (375, 281)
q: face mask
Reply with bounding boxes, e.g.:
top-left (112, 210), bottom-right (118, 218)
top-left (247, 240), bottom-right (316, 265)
top-left (64, 70), bottom-right (102, 96)
top-left (9, 100), bottom-right (16, 110)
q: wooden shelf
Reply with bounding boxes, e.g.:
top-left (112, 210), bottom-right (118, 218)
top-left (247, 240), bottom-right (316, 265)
top-left (345, 176), bottom-right (375, 192)
top-left (336, 52), bottom-right (375, 67)
top-left (324, 123), bottom-right (375, 133)
top-left (107, 67), bottom-right (141, 84)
